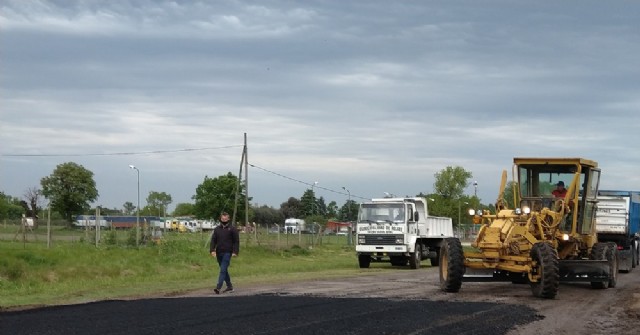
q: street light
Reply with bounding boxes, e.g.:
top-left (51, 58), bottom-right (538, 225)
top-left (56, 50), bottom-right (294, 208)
top-left (129, 165), bottom-right (140, 246)
top-left (342, 186), bottom-right (351, 221)
top-left (473, 181), bottom-right (478, 197)
top-left (311, 181), bottom-right (318, 215)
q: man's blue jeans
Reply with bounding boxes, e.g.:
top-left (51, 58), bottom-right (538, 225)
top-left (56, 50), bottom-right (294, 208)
top-left (216, 252), bottom-right (232, 289)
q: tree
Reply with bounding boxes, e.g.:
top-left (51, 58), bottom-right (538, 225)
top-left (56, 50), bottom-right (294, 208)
top-left (300, 189), bottom-right (317, 217)
top-left (326, 200), bottom-right (338, 219)
top-left (280, 197), bottom-right (301, 219)
top-left (501, 181), bottom-right (517, 209)
top-left (23, 187), bottom-right (42, 225)
top-left (252, 205), bottom-right (284, 227)
top-left (123, 201), bottom-right (136, 215)
top-left (0, 192), bottom-right (25, 220)
top-left (339, 200), bottom-right (359, 222)
top-left (192, 172), bottom-right (249, 222)
top-left (40, 162), bottom-right (98, 225)
top-left (173, 203), bottom-right (195, 217)
top-left (146, 191), bottom-right (172, 217)
top-left (433, 166), bottom-right (473, 199)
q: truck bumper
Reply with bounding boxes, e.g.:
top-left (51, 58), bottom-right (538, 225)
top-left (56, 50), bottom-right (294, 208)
top-left (356, 245), bottom-right (408, 254)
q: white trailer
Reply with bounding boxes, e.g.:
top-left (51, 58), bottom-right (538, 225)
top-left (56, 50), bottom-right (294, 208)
top-left (356, 197), bottom-right (453, 269)
top-left (284, 218), bottom-right (307, 234)
top-left (596, 190), bottom-right (640, 272)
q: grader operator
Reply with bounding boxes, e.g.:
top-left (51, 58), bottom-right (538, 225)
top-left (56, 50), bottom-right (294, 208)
top-left (439, 157), bottom-right (618, 299)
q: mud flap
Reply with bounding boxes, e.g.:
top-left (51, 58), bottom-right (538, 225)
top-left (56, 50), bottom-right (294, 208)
top-left (558, 260), bottom-right (609, 282)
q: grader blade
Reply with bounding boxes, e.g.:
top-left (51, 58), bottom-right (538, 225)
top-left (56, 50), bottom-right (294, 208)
top-left (462, 269), bottom-right (523, 282)
top-left (558, 259), bottom-right (609, 282)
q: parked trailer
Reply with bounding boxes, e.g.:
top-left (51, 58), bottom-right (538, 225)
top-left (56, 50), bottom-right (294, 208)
top-left (74, 215), bottom-right (161, 229)
top-left (596, 190), bottom-right (640, 272)
top-left (284, 218), bottom-right (312, 234)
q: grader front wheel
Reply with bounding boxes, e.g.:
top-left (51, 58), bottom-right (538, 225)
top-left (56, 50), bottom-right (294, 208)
top-left (439, 238), bottom-right (465, 292)
top-left (529, 242), bottom-right (559, 299)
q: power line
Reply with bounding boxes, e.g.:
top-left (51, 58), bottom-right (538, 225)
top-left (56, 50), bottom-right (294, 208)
top-left (248, 163), bottom-right (370, 201)
top-left (1, 145), bottom-right (244, 157)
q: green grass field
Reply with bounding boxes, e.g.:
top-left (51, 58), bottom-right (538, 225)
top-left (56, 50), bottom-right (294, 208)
top-left (0, 228), bottom-right (395, 309)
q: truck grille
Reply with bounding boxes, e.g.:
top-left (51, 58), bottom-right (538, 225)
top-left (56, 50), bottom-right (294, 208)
top-left (360, 234), bottom-right (402, 245)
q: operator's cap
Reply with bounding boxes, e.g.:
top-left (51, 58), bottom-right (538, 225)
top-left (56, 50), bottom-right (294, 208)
top-left (221, 211), bottom-right (229, 216)
top-left (556, 181), bottom-right (564, 187)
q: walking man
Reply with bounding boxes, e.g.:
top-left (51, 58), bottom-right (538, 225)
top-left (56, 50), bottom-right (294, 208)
top-left (210, 212), bottom-right (239, 294)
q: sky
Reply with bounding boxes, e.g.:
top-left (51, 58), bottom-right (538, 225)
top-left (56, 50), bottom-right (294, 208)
top-left (1, 1), bottom-right (640, 214)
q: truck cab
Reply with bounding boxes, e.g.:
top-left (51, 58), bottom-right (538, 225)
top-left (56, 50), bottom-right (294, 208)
top-left (355, 197), bottom-right (453, 269)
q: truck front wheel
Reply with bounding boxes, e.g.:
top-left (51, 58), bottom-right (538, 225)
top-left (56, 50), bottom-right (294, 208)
top-left (358, 254), bottom-right (371, 269)
top-left (439, 238), bottom-right (464, 292)
top-left (409, 243), bottom-right (421, 269)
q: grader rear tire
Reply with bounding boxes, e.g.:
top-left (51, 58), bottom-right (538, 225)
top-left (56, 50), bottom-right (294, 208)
top-left (529, 242), bottom-right (559, 299)
top-left (607, 242), bottom-right (619, 288)
top-left (590, 243), bottom-right (608, 289)
top-left (439, 238), bottom-right (464, 293)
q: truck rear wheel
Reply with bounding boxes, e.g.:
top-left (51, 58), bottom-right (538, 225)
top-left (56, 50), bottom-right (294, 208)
top-left (439, 238), bottom-right (464, 293)
top-left (632, 243), bottom-right (638, 269)
top-left (358, 254), bottom-right (371, 269)
top-left (409, 243), bottom-right (421, 269)
top-left (529, 242), bottom-right (559, 299)
top-left (430, 249), bottom-right (440, 267)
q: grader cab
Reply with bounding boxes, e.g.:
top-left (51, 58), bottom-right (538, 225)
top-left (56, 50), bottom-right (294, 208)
top-left (439, 157), bottom-right (618, 299)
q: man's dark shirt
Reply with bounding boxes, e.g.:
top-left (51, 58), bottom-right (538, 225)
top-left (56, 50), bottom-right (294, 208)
top-left (210, 223), bottom-right (239, 255)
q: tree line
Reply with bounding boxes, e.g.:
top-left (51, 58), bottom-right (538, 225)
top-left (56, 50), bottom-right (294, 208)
top-left (1, 162), bottom-right (501, 228)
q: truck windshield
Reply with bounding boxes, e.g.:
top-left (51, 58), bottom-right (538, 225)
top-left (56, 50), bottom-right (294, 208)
top-left (359, 203), bottom-right (404, 222)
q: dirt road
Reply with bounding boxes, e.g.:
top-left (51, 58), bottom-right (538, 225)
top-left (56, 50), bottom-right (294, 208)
top-left (182, 265), bottom-right (640, 335)
top-left (1, 266), bottom-right (639, 334)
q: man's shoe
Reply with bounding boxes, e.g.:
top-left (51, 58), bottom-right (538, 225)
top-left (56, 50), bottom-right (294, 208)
top-left (223, 287), bottom-right (234, 293)
top-left (214, 288), bottom-right (220, 295)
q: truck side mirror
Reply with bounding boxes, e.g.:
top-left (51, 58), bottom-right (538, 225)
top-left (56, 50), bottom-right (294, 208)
top-left (414, 211), bottom-right (419, 221)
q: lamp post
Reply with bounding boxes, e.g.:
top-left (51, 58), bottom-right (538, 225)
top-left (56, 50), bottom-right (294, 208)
top-left (342, 186), bottom-right (351, 221)
top-left (129, 165), bottom-right (140, 246)
top-left (311, 181), bottom-right (318, 215)
top-left (473, 181), bottom-right (478, 197)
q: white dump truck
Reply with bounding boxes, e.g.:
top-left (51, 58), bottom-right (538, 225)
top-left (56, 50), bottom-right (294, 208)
top-left (355, 197), bottom-right (453, 269)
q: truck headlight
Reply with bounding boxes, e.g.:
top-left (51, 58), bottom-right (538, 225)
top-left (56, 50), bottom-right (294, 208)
top-left (522, 206), bottom-right (531, 214)
top-left (395, 237), bottom-right (403, 244)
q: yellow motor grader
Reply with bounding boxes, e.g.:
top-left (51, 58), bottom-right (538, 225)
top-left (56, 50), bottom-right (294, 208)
top-left (439, 157), bottom-right (618, 299)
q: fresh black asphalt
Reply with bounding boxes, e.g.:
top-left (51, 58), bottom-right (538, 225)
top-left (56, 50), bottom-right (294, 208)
top-left (0, 295), bottom-right (542, 335)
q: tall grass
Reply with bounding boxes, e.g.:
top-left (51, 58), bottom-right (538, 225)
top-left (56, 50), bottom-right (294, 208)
top-left (0, 232), bottom-right (387, 309)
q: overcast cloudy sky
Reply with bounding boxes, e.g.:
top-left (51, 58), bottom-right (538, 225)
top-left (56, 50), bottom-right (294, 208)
top-left (1, 1), bottom-right (639, 213)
